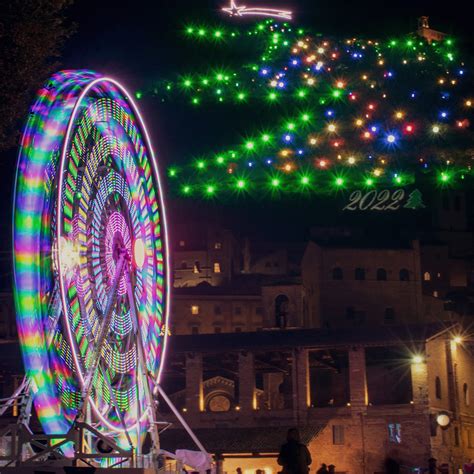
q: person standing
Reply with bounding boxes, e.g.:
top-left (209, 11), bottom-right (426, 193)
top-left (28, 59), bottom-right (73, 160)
top-left (277, 429), bottom-right (312, 474)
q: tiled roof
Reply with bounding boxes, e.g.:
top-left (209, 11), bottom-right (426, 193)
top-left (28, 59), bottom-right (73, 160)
top-left (160, 425), bottom-right (325, 454)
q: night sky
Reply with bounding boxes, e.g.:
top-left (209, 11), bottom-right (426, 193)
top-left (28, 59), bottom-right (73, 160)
top-left (0, 0), bottom-right (472, 289)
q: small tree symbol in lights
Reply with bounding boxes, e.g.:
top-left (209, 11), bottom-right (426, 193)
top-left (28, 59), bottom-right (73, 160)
top-left (404, 189), bottom-right (426, 210)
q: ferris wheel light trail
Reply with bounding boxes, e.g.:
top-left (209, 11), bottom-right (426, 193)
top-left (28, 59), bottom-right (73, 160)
top-left (13, 70), bottom-right (170, 458)
top-left (222, 0), bottom-right (292, 19)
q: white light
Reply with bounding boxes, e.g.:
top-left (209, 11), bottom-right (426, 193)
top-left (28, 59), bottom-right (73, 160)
top-left (133, 238), bottom-right (146, 269)
top-left (412, 355), bottom-right (424, 364)
top-left (437, 413), bottom-right (450, 427)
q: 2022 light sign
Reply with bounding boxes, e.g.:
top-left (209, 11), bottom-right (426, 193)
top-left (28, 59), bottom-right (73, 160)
top-left (343, 189), bottom-right (425, 211)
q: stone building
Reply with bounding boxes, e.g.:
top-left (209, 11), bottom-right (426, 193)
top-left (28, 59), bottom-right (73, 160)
top-left (159, 324), bottom-right (474, 474)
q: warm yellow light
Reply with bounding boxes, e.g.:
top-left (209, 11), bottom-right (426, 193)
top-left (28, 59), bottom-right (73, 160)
top-left (336, 81), bottom-right (344, 88)
top-left (395, 111), bottom-right (404, 119)
top-left (453, 336), bottom-right (463, 344)
top-left (355, 119), bottom-right (364, 127)
top-left (466, 100), bottom-right (472, 107)
top-left (347, 156), bottom-right (356, 165)
top-left (309, 137), bottom-right (317, 145)
top-left (327, 123), bottom-right (336, 133)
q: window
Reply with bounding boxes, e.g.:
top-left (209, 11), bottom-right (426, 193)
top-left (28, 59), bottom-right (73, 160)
top-left (454, 195), bottom-right (461, 211)
top-left (384, 308), bottom-right (395, 323)
top-left (191, 305), bottom-right (200, 315)
top-left (433, 291), bottom-right (439, 298)
top-left (193, 261), bottom-right (201, 274)
top-left (234, 306), bottom-right (242, 315)
top-left (464, 383), bottom-right (470, 407)
top-left (275, 295), bottom-right (289, 328)
top-left (437, 272), bottom-right (441, 278)
top-left (180, 261), bottom-right (188, 270)
top-left (346, 306), bottom-right (355, 320)
top-left (388, 423), bottom-right (401, 444)
top-left (442, 196), bottom-right (450, 211)
top-left (332, 267), bottom-right (343, 280)
top-left (214, 305), bottom-right (221, 315)
top-left (423, 271), bottom-right (431, 281)
top-left (179, 240), bottom-right (185, 247)
top-left (191, 326), bottom-right (199, 335)
top-left (213, 262), bottom-right (221, 273)
top-left (399, 269), bottom-right (410, 281)
top-left (435, 376), bottom-right (442, 399)
top-left (214, 242), bottom-right (222, 250)
top-left (214, 327), bottom-right (222, 334)
top-left (455, 427), bottom-right (460, 447)
top-left (332, 425), bottom-right (344, 445)
top-left (468, 429), bottom-right (474, 449)
top-left (355, 268), bottom-right (365, 280)
top-left (377, 268), bottom-right (387, 281)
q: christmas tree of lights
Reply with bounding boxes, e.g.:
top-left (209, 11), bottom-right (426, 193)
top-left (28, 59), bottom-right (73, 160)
top-left (138, 19), bottom-right (473, 199)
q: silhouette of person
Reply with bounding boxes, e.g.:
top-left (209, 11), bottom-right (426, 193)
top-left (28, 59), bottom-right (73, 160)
top-left (316, 464), bottom-right (328, 474)
top-left (278, 429), bottom-right (312, 474)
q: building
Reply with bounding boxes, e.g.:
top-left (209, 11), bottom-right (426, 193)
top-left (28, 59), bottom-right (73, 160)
top-left (159, 324), bottom-right (474, 474)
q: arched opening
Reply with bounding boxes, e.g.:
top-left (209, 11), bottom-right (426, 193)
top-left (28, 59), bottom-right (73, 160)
top-left (423, 271), bottom-right (431, 281)
top-left (435, 376), bottom-right (442, 399)
top-left (332, 267), bottom-right (343, 280)
top-left (355, 268), bottom-right (365, 281)
top-left (275, 294), bottom-right (289, 329)
top-left (399, 269), bottom-right (410, 281)
top-left (464, 383), bottom-right (470, 407)
top-left (377, 268), bottom-right (387, 281)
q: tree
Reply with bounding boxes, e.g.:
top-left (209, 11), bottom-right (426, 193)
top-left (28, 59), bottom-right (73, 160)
top-left (404, 189), bottom-right (426, 210)
top-left (0, 0), bottom-right (75, 152)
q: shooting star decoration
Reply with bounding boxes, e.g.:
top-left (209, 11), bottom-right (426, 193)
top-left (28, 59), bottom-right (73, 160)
top-left (222, 0), bottom-right (293, 20)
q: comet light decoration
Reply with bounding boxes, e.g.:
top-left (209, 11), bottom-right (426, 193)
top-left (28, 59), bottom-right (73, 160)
top-left (222, 0), bottom-right (293, 20)
top-left (13, 70), bottom-right (170, 455)
top-left (140, 20), bottom-right (473, 198)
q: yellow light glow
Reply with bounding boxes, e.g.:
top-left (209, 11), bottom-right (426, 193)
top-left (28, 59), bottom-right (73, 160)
top-left (327, 123), bottom-right (336, 133)
top-left (412, 355), bottom-right (424, 364)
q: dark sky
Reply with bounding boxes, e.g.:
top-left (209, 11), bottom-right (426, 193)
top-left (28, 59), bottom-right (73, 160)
top-left (56, 0), bottom-right (472, 240)
top-left (1, 0), bottom-right (472, 290)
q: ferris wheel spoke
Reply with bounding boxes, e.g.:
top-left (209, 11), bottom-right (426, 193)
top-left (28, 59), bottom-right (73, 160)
top-left (80, 250), bottom-right (128, 411)
top-left (97, 363), bottom-right (134, 448)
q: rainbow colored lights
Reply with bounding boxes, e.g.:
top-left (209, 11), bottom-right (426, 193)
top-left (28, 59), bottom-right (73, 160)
top-left (143, 20), bottom-right (473, 198)
top-left (13, 70), bottom-right (169, 452)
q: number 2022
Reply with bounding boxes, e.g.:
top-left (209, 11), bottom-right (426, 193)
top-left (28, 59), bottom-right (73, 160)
top-left (343, 189), bottom-right (406, 211)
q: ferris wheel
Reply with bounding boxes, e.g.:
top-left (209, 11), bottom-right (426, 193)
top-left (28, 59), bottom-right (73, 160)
top-left (12, 70), bottom-right (170, 460)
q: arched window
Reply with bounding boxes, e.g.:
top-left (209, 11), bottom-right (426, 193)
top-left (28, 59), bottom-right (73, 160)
top-left (332, 267), bottom-right (343, 280)
top-left (399, 269), bottom-right (410, 281)
top-left (423, 271), bottom-right (431, 281)
top-left (377, 268), bottom-right (387, 281)
top-left (275, 294), bottom-right (289, 329)
top-left (435, 376), bottom-right (442, 399)
top-left (464, 383), bottom-right (470, 407)
top-left (355, 268), bottom-right (365, 281)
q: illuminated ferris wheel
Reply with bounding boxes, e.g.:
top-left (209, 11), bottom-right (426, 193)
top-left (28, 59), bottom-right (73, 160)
top-left (12, 70), bottom-right (170, 460)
